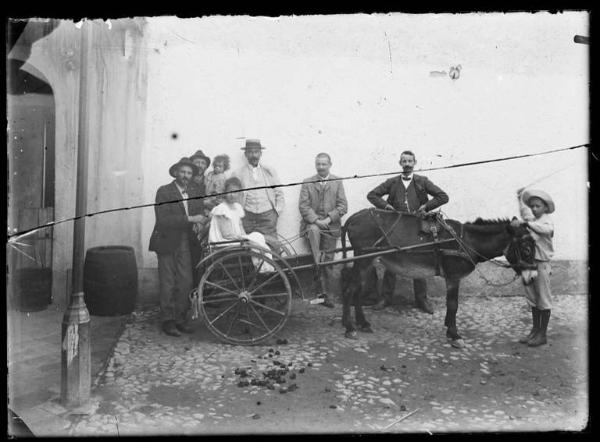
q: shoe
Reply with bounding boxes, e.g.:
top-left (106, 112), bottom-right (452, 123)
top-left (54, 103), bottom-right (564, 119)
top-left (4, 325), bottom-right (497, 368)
top-left (528, 309), bottom-right (550, 347)
top-left (319, 294), bottom-right (335, 309)
top-left (415, 298), bottom-right (434, 314)
top-left (175, 322), bottom-right (195, 334)
top-left (519, 307), bottom-right (540, 344)
top-left (372, 299), bottom-right (387, 310)
top-left (162, 320), bottom-right (181, 337)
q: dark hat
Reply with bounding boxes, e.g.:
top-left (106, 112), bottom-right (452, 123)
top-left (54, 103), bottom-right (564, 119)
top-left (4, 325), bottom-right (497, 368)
top-left (189, 149), bottom-right (211, 168)
top-left (169, 157), bottom-right (198, 178)
top-left (241, 139), bottom-right (266, 150)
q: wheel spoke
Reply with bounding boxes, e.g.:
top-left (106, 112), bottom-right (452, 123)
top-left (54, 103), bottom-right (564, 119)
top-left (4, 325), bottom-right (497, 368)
top-left (249, 299), bottom-right (285, 316)
top-left (218, 262), bottom-right (240, 291)
top-left (224, 303), bottom-right (242, 336)
top-left (238, 256), bottom-right (246, 290)
top-left (208, 300), bottom-right (240, 325)
top-left (247, 272), bottom-right (280, 297)
top-left (245, 259), bottom-right (265, 292)
top-left (250, 292), bottom-right (290, 300)
top-left (202, 295), bottom-right (238, 304)
top-left (249, 302), bottom-right (272, 332)
top-left (204, 280), bottom-right (239, 297)
top-left (238, 317), bottom-right (263, 331)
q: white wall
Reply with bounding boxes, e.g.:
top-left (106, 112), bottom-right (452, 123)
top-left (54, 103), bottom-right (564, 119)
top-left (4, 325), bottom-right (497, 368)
top-left (141, 12), bottom-right (588, 267)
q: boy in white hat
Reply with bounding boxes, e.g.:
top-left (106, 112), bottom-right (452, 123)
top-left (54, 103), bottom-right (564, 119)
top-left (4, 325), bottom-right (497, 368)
top-left (513, 187), bottom-right (555, 347)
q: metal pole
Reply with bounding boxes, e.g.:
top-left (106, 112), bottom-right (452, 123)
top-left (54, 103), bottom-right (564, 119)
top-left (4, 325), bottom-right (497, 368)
top-left (286, 239), bottom-right (458, 272)
top-left (61, 19), bottom-right (92, 408)
top-left (41, 122), bottom-right (47, 208)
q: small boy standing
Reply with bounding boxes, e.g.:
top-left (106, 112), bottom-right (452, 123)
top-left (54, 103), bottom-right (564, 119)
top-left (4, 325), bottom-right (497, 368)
top-left (514, 187), bottom-right (555, 347)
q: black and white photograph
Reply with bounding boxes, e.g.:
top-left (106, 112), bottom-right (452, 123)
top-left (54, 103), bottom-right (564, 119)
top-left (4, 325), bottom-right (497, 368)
top-left (6, 11), bottom-right (589, 435)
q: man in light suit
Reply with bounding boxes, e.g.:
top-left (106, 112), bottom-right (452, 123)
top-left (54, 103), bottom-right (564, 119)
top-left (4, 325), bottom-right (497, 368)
top-left (367, 150), bottom-right (449, 314)
top-left (299, 153), bottom-right (348, 308)
top-left (232, 139), bottom-right (285, 250)
top-left (149, 157), bottom-right (206, 337)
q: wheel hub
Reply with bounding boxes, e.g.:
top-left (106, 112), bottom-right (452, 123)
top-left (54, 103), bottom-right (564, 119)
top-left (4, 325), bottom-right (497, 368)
top-left (239, 291), bottom-right (250, 303)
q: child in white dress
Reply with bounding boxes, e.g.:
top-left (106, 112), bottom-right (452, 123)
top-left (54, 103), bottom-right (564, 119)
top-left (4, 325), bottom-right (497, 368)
top-left (209, 177), bottom-right (275, 273)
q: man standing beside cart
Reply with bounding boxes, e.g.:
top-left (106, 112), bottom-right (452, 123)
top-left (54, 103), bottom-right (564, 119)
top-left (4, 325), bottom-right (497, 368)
top-left (367, 150), bottom-right (449, 314)
top-left (149, 157), bottom-right (206, 337)
top-left (232, 139), bottom-right (285, 251)
top-left (299, 153), bottom-right (348, 308)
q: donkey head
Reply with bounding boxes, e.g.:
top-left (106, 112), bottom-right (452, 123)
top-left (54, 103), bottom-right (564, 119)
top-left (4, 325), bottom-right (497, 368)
top-left (504, 217), bottom-right (537, 274)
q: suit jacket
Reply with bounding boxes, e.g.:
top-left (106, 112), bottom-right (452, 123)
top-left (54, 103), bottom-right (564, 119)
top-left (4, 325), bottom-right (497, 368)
top-left (299, 174), bottom-right (348, 237)
top-left (232, 163), bottom-right (285, 215)
top-left (149, 181), bottom-right (204, 254)
top-left (367, 173), bottom-right (449, 213)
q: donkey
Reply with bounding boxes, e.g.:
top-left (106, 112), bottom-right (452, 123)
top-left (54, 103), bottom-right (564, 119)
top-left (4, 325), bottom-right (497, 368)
top-left (340, 208), bottom-right (535, 347)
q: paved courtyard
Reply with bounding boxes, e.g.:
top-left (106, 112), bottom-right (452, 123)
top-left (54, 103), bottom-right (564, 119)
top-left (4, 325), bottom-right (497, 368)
top-left (64, 293), bottom-right (588, 435)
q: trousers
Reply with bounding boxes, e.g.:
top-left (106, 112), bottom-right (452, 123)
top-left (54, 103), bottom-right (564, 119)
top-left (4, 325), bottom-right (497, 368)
top-left (305, 223), bottom-right (338, 293)
top-left (523, 260), bottom-right (552, 310)
top-left (157, 233), bottom-right (193, 324)
top-left (242, 209), bottom-right (280, 250)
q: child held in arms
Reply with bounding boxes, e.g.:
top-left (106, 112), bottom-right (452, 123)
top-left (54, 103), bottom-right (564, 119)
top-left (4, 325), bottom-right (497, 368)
top-left (512, 187), bottom-right (555, 347)
top-left (204, 154), bottom-right (231, 211)
top-left (208, 177), bottom-right (274, 273)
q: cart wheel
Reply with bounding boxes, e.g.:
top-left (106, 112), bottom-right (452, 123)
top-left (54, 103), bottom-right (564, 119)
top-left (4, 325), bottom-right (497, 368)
top-left (198, 248), bottom-right (292, 345)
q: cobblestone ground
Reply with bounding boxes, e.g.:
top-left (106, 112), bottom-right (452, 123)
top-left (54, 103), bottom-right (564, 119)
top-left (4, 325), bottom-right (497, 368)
top-left (67, 294), bottom-right (588, 435)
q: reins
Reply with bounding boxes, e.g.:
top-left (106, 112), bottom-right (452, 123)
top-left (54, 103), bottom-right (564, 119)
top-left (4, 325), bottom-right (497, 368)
top-left (437, 212), bottom-right (522, 287)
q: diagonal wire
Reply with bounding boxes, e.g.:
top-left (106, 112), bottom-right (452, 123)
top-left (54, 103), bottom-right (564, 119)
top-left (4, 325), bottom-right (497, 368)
top-left (6, 143), bottom-right (589, 241)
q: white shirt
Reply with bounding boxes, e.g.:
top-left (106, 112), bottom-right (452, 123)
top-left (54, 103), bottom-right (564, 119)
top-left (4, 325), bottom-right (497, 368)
top-left (174, 182), bottom-right (189, 216)
top-left (400, 173), bottom-right (413, 188)
top-left (318, 174), bottom-right (330, 186)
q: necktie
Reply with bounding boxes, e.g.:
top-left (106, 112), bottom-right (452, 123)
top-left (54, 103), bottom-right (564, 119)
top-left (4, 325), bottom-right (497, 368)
top-left (402, 177), bottom-right (411, 181)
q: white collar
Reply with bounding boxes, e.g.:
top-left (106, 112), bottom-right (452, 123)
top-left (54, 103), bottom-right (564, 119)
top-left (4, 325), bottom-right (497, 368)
top-left (401, 174), bottom-right (413, 180)
top-left (318, 174), bottom-right (330, 181)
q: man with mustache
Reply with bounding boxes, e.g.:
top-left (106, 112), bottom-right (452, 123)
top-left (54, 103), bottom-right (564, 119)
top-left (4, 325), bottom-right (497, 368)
top-left (149, 157), bottom-right (206, 337)
top-left (367, 150), bottom-right (449, 314)
top-left (232, 139), bottom-right (285, 250)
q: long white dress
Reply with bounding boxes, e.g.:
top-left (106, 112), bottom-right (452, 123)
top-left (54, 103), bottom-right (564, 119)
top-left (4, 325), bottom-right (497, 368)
top-left (209, 202), bottom-right (275, 273)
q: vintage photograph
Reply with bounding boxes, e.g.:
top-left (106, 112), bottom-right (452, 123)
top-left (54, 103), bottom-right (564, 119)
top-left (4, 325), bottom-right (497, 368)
top-left (6, 11), bottom-right (589, 435)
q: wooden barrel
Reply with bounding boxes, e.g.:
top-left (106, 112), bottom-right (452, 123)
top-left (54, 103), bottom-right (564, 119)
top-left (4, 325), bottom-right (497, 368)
top-left (14, 268), bottom-right (52, 312)
top-left (83, 246), bottom-right (138, 316)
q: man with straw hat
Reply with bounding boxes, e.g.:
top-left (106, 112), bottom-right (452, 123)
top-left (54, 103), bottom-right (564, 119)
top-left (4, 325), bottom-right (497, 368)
top-left (149, 157), bottom-right (206, 337)
top-left (232, 139), bottom-right (285, 250)
top-left (513, 187), bottom-right (555, 347)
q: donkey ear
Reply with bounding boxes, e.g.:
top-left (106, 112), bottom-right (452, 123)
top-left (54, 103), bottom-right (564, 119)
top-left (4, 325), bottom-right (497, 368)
top-left (507, 217), bottom-right (520, 234)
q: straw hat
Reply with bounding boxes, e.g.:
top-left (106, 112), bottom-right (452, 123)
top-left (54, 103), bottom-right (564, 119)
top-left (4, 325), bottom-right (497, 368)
top-left (522, 189), bottom-right (555, 214)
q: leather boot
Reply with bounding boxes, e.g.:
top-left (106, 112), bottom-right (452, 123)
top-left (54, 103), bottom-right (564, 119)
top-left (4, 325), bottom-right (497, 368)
top-left (176, 322), bottom-right (195, 334)
top-left (519, 307), bottom-right (540, 344)
top-left (372, 298), bottom-right (387, 310)
top-left (528, 309), bottom-right (550, 347)
top-left (162, 320), bottom-right (181, 337)
top-left (414, 279), bottom-right (434, 314)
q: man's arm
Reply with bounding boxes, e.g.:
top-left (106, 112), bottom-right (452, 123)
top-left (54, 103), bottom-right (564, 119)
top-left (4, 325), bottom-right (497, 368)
top-left (267, 166), bottom-right (285, 215)
top-left (327, 180), bottom-right (348, 224)
top-left (367, 178), bottom-right (394, 210)
top-left (299, 181), bottom-right (319, 223)
top-left (423, 178), bottom-right (449, 211)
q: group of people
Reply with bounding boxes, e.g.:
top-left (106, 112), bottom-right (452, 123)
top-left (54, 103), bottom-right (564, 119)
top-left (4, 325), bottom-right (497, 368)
top-left (149, 140), bottom-right (556, 348)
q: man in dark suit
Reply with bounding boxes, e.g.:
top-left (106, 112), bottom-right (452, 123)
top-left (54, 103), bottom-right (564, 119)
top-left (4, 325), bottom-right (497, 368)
top-left (149, 157), bottom-right (206, 337)
top-left (299, 153), bottom-right (348, 308)
top-left (367, 150), bottom-right (449, 314)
